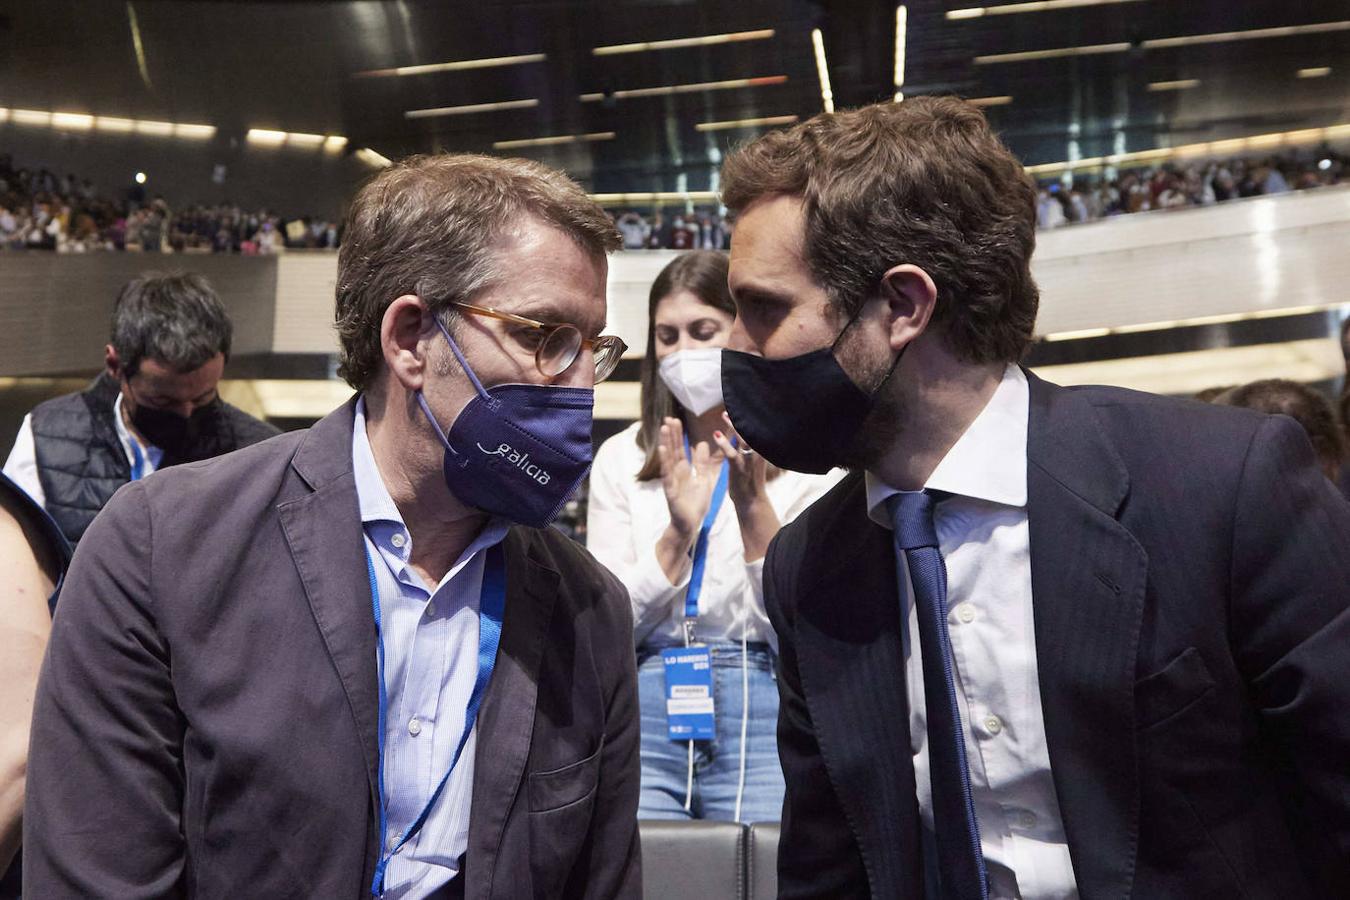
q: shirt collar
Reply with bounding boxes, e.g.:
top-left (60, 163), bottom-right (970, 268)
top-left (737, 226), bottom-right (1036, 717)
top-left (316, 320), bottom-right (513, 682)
top-left (352, 396), bottom-right (405, 527)
top-left (866, 363), bottom-right (1029, 528)
top-left (112, 391), bottom-right (162, 468)
top-left (352, 396), bottom-right (510, 556)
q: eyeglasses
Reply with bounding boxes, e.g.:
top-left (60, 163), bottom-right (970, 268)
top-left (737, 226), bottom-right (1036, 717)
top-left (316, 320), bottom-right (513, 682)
top-left (449, 301), bottom-right (628, 384)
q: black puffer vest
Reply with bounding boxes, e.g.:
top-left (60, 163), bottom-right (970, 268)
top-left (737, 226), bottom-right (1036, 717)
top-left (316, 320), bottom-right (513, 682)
top-left (30, 373), bottom-right (281, 545)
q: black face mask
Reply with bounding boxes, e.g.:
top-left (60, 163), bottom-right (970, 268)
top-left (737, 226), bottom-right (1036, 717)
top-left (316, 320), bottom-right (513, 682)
top-left (720, 317), bottom-right (900, 474)
top-left (130, 398), bottom-right (225, 463)
top-left (719, 348), bottom-right (869, 474)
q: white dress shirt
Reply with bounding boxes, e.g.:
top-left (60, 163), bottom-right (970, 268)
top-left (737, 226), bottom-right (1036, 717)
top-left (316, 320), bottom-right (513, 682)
top-left (865, 365), bottom-right (1078, 900)
top-left (353, 398), bottom-right (509, 898)
top-left (3, 392), bottom-right (163, 508)
top-left (587, 421), bottom-right (843, 649)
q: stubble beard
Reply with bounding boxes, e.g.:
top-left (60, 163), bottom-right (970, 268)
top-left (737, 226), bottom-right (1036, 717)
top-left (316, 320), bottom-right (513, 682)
top-left (835, 337), bottom-right (906, 472)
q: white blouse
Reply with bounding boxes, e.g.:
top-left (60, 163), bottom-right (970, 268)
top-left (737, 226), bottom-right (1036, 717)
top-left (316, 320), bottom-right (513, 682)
top-left (587, 422), bottom-right (844, 649)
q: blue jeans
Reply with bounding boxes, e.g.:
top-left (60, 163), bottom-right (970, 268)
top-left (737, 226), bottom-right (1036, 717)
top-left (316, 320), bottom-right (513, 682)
top-left (636, 642), bottom-right (785, 824)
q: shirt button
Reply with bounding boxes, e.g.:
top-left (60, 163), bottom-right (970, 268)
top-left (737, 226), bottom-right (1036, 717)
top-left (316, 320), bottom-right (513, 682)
top-left (408, 717), bottom-right (422, 737)
top-left (390, 532), bottom-right (406, 549)
top-left (1014, 810), bottom-right (1038, 830)
top-left (953, 603), bottom-right (976, 624)
top-left (983, 715), bottom-right (1003, 735)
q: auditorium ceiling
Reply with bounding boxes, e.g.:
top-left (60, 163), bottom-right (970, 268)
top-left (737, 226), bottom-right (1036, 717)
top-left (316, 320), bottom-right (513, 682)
top-left (1, 0), bottom-right (1347, 193)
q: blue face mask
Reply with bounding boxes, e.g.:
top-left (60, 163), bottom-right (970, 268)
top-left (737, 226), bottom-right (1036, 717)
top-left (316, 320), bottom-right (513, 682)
top-left (415, 316), bottom-right (595, 529)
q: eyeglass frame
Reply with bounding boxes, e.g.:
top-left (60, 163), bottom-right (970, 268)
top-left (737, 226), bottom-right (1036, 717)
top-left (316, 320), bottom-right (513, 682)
top-left (446, 300), bottom-right (628, 383)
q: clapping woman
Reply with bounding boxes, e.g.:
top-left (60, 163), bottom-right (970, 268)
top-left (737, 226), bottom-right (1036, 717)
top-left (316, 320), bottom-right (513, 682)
top-left (587, 250), bottom-right (842, 823)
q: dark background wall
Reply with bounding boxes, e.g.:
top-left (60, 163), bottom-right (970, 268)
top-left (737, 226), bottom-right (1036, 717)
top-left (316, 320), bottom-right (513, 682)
top-left (0, 253), bottom-right (280, 379)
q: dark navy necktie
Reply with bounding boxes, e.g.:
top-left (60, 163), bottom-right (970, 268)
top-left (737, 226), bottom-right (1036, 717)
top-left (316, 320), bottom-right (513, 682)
top-left (887, 491), bottom-right (989, 900)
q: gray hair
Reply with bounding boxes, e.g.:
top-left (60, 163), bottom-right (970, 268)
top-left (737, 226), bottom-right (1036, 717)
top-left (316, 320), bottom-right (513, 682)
top-left (110, 271), bottom-right (233, 376)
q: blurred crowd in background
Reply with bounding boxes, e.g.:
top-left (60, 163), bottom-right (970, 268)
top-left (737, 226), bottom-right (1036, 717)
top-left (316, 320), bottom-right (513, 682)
top-left (0, 154), bottom-right (339, 254)
top-left (2, 145), bottom-right (1346, 254)
top-left (1034, 148), bottom-right (1348, 228)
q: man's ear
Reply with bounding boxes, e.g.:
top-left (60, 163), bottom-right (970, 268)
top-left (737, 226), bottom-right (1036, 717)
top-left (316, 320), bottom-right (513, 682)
top-left (382, 295), bottom-right (434, 393)
top-left (877, 264), bottom-right (939, 353)
top-left (104, 344), bottom-right (122, 380)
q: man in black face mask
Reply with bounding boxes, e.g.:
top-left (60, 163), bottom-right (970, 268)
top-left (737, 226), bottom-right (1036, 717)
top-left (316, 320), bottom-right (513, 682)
top-left (718, 97), bottom-right (1350, 899)
top-left (2, 271), bottom-right (278, 545)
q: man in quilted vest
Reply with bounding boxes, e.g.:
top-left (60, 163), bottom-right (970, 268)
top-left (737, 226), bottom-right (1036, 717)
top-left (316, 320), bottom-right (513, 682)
top-left (2, 270), bottom-right (278, 545)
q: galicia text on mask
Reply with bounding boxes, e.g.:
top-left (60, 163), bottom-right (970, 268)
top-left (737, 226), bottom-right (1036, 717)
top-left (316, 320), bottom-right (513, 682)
top-left (477, 441), bottom-right (552, 485)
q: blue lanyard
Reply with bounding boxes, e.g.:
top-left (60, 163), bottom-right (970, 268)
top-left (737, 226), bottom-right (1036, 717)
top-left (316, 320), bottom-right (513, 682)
top-left (683, 436), bottom-right (730, 620)
top-left (128, 438), bottom-right (145, 482)
top-left (365, 541), bottom-right (507, 897)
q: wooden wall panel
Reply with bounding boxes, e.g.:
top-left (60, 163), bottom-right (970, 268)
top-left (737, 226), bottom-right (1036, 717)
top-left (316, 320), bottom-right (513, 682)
top-left (0, 253), bottom-right (276, 376)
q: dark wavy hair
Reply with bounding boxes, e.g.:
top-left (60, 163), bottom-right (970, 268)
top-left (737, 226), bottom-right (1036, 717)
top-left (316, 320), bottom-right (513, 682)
top-left (635, 251), bottom-right (735, 482)
top-left (110, 271), bottom-right (232, 376)
top-left (720, 96), bottom-right (1040, 364)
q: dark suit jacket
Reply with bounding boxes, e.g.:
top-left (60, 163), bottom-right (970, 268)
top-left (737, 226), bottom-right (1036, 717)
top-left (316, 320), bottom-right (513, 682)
top-left (766, 371), bottom-right (1350, 899)
top-left (24, 400), bottom-right (641, 899)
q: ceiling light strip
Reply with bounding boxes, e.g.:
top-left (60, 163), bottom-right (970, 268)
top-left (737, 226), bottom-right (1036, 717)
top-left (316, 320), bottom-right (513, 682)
top-left (51, 112), bottom-right (93, 130)
top-left (0, 107), bottom-right (216, 139)
top-left (1022, 121), bottom-right (1350, 176)
top-left (695, 115), bottom-right (800, 132)
top-left (94, 116), bottom-right (135, 132)
top-left (355, 53), bottom-right (546, 78)
top-left (405, 98), bottom-right (540, 119)
top-left (579, 76), bottom-right (787, 102)
top-left (246, 128), bottom-right (287, 145)
top-left (246, 128), bottom-right (348, 148)
top-left (1297, 66), bottom-right (1332, 78)
top-left (1141, 20), bottom-right (1350, 50)
top-left (173, 123), bottom-right (216, 139)
top-left (592, 29), bottom-right (774, 56)
top-left (978, 20), bottom-right (1350, 64)
top-left (811, 29), bottom-right (835, 113)
top-left (356, 148), bottom-right (393, 168)
top-left (968, 95), bottom-right (1014, 106)
top-left (135, 120), bottom-right (174, 136)
top-left (8, 108), bottom-right (51, 126)
top-left (1147, 79), bottom-right (1201, 91)
top-left (493, 132), bottom-right (616, 150)
top-left (975, 42), bottom-right (1130, 64)
top-left (894, 6), bottom-right (908, 102)
top-left (947, 0), bottom-right (1147, 20)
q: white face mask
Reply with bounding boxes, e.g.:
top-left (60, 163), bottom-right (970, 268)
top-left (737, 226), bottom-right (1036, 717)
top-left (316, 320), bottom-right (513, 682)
top-left (657, 348), bottom-right (725, 416)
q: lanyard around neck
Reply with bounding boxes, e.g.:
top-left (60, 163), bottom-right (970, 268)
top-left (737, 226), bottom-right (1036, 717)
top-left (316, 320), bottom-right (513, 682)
top-left (683, 435), bottom-right (730, 622)
top-left (365, 540), bottom-right (507, 897)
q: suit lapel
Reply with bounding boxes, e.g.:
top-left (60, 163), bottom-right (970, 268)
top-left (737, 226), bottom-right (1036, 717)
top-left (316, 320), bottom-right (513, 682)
top-left (796, 478), bottom-right (923, 892)
top-left (466, 527), bottom-right (557, 900)
top-left (275, 400), bottom-right (383, 876)
top-left (1025, 371), bottom-right (1147, 899)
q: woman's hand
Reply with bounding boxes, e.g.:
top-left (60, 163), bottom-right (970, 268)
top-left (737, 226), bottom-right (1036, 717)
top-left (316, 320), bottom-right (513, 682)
top-left (656, 417), bottom-right (716, 539)
top-left (711, 411), bottom-right (769, 511)
top-left (712, 412), bottom-right (781, 562)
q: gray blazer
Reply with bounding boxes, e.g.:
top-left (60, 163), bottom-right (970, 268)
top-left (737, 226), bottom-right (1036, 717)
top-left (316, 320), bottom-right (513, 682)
top-left (23, 399), bottom-right (642, 899)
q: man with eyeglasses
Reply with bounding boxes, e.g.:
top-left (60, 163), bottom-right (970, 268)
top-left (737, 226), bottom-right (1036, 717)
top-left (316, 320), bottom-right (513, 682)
top-left (25, 155), bottom-right (641, 898)
top-left (2, 271), bottom-right (278, 547)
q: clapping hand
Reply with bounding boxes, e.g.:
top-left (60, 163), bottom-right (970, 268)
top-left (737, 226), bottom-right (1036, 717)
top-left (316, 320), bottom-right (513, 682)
top-left (656, 417), bottom-right (717, 538)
